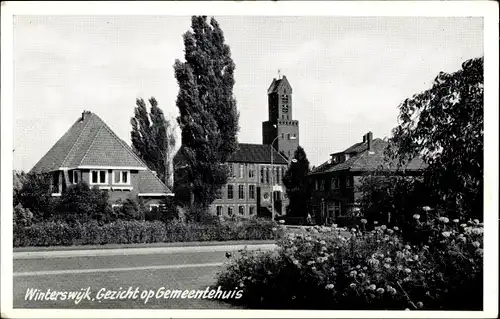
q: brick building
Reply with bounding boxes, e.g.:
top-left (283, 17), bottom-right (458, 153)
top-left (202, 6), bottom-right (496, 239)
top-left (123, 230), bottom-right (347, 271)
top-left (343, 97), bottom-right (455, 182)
top-left (309, 132), bottom-right (425, 225)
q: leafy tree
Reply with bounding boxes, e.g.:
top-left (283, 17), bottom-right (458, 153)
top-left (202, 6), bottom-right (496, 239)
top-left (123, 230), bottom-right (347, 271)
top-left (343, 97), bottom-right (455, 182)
top-left (387, 57), bottom-right (483, 220)
top-left (15, 172), bottom-right (58, 221)
top-left (13, 204), bottom-right (34, 227)
top-left (282, 146), bottom-right (311, 221)
top-left (131, 97), bottom-right (176, 188)
top-left (173, 16), bottom-right (239, 220)
top-left (57, 181), bottom-right (111, 223)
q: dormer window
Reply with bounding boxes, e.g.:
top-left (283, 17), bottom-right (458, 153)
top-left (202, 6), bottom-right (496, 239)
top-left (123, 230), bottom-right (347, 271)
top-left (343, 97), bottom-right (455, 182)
top-left (113, 170), bottom-right (130, 185)
top-left (90, 170), bottom-right (107, 185)
top-left (71, 170), bottom-right (81, 184)
top-left (345, 154), bottom-right (350, 160)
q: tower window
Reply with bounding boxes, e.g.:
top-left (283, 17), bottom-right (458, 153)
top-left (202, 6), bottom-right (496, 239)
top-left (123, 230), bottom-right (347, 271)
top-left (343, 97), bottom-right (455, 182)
top-left (287, 133), bottom-right (290, 140)
top-left (281, 133), bottom-right (284, 138)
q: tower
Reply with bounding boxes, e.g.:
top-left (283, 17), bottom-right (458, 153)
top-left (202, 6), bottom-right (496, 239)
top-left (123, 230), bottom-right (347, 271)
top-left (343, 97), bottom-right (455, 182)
top-left (262, 75), bottom-right (300, 160)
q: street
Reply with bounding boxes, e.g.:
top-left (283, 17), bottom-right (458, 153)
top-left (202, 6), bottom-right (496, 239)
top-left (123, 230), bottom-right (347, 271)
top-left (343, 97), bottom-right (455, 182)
top-left (13, 243), bottom-right (276, 309)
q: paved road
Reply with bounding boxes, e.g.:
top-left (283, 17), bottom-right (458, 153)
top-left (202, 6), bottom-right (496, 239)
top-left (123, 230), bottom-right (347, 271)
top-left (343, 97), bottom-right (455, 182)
top-left (13, 243), bottom-right (275, 309)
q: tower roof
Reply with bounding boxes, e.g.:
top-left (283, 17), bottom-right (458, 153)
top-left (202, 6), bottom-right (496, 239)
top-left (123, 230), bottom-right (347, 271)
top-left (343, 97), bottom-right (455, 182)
top-left (267, 76), bottom-right (293, 95)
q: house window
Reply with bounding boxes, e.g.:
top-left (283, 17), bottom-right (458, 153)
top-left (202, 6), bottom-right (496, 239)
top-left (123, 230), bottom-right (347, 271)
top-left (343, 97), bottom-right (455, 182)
top-left (248, 165), bottom-right (255, 179)
top-left (277, 167), bottom-right (280, 184)
top-left (260, 167), bottom-right (265, 183)
top-left (319, 180), bottom-right (325, 191)
top-left (334, 201), bottom-right (342, 216)
top-left (227, 184), bottom-right (234, 200)
top-left (315, 180), bottom-right (319, 190)
top-left (149, 204), bottom-right (160, 212)
top-left (91, 170), bottom-right (107, 185)
top-left (331, 177), bottom-right (340, 190)
top-left (249, 185), bottom-right (255, 200)
top-left (287, 133), bottom-right (290, 140)
top-left (113, 170), bottom-right (130, 184)
top-left (345, 153), bottom-right (350, 160)
top-left (228, 164), bottom-right (234, 177)
top-left (238, 185), bottom-right (245, 200)
top-left (216, 206), bottom-right (223, 216)
top-left (239, 206), bottom-right (245, 216)
top-left (239, 164), bottom-right (244, 179)
top-left (281, 133), bottom-right (284, 138)
top-left (281, 167), bottom-right (285, 183)
top-left (228, 206), bottom-right (234, 217)
top-left (266, 167), bottom-right (270, 184)
top-left (216, 187), bottom-right (223, 200)
top-left (249, 206), bottom-right (255, 216)
top-left (73, 170), bottom-right (80, 184)
top-left (346, 176), bottom-right (353, 188)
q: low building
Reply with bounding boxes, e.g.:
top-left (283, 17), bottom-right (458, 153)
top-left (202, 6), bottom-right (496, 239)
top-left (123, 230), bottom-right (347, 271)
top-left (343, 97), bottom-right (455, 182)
top-left (309, 131), bottom-right (425, 225)
top-left (29, 111), bottom-right (173, 211)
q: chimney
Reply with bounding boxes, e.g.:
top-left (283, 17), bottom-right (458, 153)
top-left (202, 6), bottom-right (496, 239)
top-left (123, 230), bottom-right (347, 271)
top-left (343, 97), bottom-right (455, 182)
top-left (363, 134), bottom-right (367, 143)
top-left (81, 111), bottom-right (86, 122)
top-left (367, 131), bottom-right (373, 151)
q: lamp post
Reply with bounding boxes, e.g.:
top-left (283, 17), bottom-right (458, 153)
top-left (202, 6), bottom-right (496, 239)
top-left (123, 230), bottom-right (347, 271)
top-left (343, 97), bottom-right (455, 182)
top-left (270, 132), bottom-right (297, 221)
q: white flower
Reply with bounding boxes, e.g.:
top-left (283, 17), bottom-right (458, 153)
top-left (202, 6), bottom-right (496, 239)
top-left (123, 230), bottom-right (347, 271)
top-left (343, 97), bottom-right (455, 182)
top-left (473, 219), bottom-right (480, 225)
top-left (439, 217), bottom-right (450, 223)
top-left (349, 283), bottom-right (356, 288)
top-left (368, 284), bottom-right (376, 291)
top-left (453, 219), bottom-right (459, 223)
top-left (361, 219), bottom-right (368, 224)
top-left (376, 288), bottom-right (385, 294)
top-left (422, 206), bottom-right (431, 212)
top-left (442, 231), bottom-right (451, 238)
top-left (472, 241), bottom-right (481, 248)
top-left (413, 214), bottom-right (420, 220)
top-left (373, 221), bottom-right (378, 225)
top-left (404, 268), bottom-right (412, 274)
top-left (325, 283), bottom-right (335, 290)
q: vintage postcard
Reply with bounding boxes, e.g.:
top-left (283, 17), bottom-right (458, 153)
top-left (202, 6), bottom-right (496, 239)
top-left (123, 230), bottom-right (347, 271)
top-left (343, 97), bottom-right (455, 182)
top-left (1, 1), bottom-right (498, 318)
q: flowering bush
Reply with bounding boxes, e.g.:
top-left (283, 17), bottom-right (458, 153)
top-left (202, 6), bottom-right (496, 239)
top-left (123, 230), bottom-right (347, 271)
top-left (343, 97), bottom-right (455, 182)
top-left (216, 215), bottom-right (483, 310)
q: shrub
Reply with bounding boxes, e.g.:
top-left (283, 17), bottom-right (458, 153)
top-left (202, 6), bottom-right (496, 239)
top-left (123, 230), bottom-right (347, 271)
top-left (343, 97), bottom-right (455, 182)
top-left (15, 172), bottom-right (58, 221)
top-left (216, 214), bottom-right (483, 310)
top-left (13, 204), bottom-right (33, 227)
top-left (13, 217), bottom-right (281, 247)
top-left (57, 182), bottom-right (111, 223)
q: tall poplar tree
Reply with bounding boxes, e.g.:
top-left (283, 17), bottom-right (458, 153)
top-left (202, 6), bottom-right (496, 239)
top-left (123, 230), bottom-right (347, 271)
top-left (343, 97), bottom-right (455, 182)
top-left (131, 97), bottom-right (176, 188)
top-left (283, 146), bottom-right (311, 220)
top-left (173, 16), bottom-right (239, 218)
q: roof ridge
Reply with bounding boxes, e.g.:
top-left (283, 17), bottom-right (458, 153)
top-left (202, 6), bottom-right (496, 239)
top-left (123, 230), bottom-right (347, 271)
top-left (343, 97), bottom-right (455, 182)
top-left (100, 120), bottom-right (149, 168)
top-left (79, 124), bottom-right (104, 166)
top-left (61, 115), bottom-right (93, 168)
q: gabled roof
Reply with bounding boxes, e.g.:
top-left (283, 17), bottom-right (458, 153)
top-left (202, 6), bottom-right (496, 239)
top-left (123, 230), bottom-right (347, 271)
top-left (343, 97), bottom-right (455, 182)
top-left (174, 143), bottom-right (288, 166)
top-left (30, 112), bottom-right (147, 173)
top-left (310, 138), bottom-right (426, 175)
top-left (267, 76), bottom-right (293, 95)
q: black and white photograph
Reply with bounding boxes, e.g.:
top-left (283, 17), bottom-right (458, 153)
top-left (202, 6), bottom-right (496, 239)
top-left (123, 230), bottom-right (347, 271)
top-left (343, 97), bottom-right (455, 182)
top-left (1, 1), bottom-right (498, 318)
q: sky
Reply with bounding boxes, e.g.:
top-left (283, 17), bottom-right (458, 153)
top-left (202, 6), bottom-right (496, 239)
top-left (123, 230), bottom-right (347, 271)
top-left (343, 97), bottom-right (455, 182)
top-left (13, 16), bottom-right (483, 171)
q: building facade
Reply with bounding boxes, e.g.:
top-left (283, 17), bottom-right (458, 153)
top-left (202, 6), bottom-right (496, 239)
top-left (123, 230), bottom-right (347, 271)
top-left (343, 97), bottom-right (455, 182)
top-left (309, 132), bottom-right (425, 225)
top-left (209, 144), bottom-right (289, 218)
top-left (29, 111), bottom-right (173, 211)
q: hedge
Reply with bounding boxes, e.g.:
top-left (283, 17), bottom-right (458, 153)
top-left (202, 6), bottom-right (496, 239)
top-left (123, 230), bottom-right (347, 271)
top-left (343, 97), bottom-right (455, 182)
top-left (13, 218), bottom-right (279, 247)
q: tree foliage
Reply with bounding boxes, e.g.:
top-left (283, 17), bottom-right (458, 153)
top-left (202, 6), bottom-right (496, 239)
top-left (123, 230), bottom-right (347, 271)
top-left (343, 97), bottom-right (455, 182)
top-left (57, 182), bottom-right (111, 224)
top-left (15, 172), bottom-right (58, 221)
top-left (131, 97), bottom-right (176, 188)
top-left (173, 16), bottom-right (239, 219)
top-left (282, 146), bottom-right (311, 219)
top-left (387, 57), bottom-right (484, 220)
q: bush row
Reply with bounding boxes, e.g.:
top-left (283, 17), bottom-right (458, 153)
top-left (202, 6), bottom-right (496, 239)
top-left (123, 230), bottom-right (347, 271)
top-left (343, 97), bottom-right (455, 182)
top-left (13, 218), bottom-right (279, 247)
top-left (216, 214), bottom-right (483, 310)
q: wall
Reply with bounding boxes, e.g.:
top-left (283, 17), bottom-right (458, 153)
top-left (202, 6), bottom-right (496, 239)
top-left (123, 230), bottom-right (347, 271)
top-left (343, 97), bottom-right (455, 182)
top-left (210, 161), bottom-right (289, 218)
